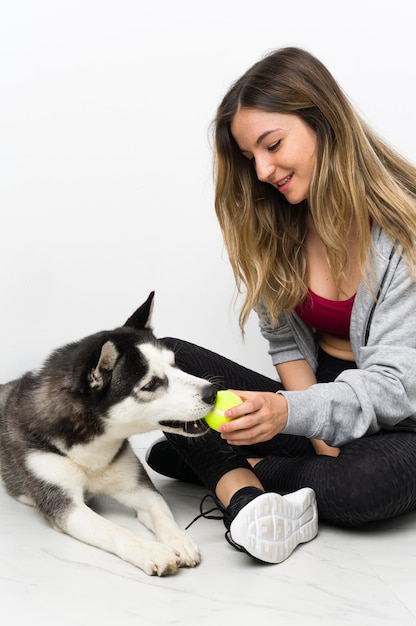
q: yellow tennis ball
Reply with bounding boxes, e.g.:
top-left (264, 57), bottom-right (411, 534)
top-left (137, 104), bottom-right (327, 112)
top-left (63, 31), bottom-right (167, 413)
top-left (204, 390), bottom-right (243, 431)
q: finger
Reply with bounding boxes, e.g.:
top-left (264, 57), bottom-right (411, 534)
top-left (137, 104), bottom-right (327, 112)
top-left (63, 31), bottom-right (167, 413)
top-left (219, 410), bottom-right (259, 435)
top-left (219, 415), bottom-right (248, 436)
top-left (224, 392), bottom-right (259, 419)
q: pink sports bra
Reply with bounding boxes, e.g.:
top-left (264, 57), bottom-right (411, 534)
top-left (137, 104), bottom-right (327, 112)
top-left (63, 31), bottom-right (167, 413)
top-left (295, 289), bottom-right (356, 340)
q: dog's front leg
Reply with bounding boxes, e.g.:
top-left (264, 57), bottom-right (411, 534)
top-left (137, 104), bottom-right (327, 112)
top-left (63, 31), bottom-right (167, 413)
top-left (132, 487), bottom-right (201, 568)
top-left (62, 502), bottom-right (184, 576)
top-left (108, 448), bottom-right (201, 567)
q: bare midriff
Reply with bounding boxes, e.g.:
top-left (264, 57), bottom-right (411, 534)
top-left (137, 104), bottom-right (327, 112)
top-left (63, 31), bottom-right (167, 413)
top-left (317, 330), bottom-right (355, 361)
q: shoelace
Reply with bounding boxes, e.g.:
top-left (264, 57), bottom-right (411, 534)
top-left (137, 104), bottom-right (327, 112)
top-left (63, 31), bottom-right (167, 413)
top-left (184, 494), bottom-right (246, 554)
top-left (185, 493), bottom-right (224, 530)
top-left (224, 530), bottom-right (246, 553)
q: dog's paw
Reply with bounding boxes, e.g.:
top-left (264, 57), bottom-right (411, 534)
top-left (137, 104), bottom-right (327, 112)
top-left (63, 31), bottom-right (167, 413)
top-left (141, 542), bottom-right (182, 576)
top-left (163, 530), bottom-right (201, 568)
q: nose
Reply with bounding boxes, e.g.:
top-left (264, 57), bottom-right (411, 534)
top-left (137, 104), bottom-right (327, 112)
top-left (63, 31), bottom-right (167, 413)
top-left (202, 384), bottom-right (218, 406)
top-left (254, 155), bottom-right (275, 183)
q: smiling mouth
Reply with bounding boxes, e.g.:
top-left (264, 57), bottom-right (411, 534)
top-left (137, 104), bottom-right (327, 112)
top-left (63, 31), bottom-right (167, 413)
top-left (159, 419), bottom-right (209, 436)
top-left (276, 173), bottom-right (293, 187)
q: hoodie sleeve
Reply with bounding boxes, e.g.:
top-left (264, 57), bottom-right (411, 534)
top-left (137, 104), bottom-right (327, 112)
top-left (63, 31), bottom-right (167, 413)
top-left (279, 260), bottom-right (416, 446)
top-left (257, 307), bottom-right (318, 371)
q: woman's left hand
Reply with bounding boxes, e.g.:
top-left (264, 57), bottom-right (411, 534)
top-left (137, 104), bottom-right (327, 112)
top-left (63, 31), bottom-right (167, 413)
top-left (218, 390), bottom-right (288, 446)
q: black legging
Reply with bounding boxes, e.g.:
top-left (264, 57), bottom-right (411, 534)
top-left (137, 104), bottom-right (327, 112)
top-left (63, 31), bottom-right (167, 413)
top-left (160, 337), bottom-right (416, 528)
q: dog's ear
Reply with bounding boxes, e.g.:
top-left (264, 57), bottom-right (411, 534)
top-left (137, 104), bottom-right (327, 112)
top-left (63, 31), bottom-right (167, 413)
top-left (124, 291), bottom-right (155, 330)
top-left (88, 340), bottom-right (119, 390)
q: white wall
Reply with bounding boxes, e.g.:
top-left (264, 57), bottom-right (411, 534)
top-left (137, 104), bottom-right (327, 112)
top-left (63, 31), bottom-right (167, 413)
top-left (1, 0), bottom-right (415, 383)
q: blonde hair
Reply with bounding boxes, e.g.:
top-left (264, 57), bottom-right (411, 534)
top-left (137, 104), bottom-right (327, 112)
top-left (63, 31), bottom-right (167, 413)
top-left (213, 47), bottom-right (416, 330)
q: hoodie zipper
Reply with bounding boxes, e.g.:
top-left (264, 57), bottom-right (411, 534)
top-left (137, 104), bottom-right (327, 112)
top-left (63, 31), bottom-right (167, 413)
top-left (363, 246), bottom-right (396, 346)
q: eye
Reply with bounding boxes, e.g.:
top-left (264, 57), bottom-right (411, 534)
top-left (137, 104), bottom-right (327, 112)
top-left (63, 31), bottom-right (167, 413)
top-left (268, 140), bottom-right (281, 152)
top-left (141, 377), bottom-right (160, 393)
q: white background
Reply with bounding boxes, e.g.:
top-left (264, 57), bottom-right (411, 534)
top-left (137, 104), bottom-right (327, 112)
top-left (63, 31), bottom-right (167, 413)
top-left (1, 0), bottom-right (415, 383)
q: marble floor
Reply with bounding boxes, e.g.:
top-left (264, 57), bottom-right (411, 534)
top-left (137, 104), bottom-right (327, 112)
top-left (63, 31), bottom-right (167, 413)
top-left (1, 434), bottom-right (416, 626)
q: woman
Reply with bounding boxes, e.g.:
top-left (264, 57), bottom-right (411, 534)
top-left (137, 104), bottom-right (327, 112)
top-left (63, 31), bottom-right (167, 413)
top-left (147, 47), bottom-right (416, 564)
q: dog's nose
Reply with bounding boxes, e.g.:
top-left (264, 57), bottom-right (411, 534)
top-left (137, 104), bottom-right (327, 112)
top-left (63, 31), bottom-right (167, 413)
top-left (203, 385), bottom-right (218, 406)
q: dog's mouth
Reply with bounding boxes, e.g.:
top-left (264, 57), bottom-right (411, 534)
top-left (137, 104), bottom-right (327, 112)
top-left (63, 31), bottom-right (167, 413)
top-left (158, 418), bottom-right (209, 436)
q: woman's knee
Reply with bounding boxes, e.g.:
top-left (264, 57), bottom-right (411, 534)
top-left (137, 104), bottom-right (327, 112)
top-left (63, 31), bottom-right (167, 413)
top-left (316, 435), bottom-right (416, 526)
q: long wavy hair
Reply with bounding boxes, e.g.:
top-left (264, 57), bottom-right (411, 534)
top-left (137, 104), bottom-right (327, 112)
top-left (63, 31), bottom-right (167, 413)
top-left (213, 47), bottom-right (416, 331)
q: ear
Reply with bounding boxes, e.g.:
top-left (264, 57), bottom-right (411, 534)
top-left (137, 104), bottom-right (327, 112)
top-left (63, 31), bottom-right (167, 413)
top-left (124, 291), bottom-right (155, 330)
top-left (88, 340), bottom-right (119, 390)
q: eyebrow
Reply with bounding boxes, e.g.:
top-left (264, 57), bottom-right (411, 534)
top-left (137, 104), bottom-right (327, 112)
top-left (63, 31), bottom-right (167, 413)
top-left (239, 128), bottom-right (282, 154)
top-left (255, 128), bottom-right (282, 146)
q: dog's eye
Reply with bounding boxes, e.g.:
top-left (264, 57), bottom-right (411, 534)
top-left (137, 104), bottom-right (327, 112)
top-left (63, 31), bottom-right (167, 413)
top-left (142, 378), bottom-right (160, 393)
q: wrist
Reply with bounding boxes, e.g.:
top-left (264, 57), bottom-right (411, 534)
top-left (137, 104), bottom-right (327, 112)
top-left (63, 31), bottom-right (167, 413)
top-left (275, 391), bottom-right (288, 430)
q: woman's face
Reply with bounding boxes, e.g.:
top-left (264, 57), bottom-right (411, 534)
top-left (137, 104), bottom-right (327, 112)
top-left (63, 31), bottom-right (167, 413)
top-left (230, 108), bottom-right (318, 205)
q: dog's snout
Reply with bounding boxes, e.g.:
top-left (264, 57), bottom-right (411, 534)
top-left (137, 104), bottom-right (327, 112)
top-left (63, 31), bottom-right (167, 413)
top-left (203, 385), bottom-right (217, 406)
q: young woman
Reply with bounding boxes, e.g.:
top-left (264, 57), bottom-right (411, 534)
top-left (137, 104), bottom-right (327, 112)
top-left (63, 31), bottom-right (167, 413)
top-left (147, 47), bottom-right (416, 564)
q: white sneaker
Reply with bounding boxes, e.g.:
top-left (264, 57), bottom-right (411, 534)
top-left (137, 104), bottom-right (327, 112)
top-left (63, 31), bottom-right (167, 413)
top-left (228, 488), bottom-right (318, 563)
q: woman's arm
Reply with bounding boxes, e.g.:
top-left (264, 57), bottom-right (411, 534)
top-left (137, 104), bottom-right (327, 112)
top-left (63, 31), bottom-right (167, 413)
top-left (219, 359), bottom-right (341, 452)
top-left (276, 360), bottom-right (340, 456)
top-left (276, 359), bottom-right (316, 389)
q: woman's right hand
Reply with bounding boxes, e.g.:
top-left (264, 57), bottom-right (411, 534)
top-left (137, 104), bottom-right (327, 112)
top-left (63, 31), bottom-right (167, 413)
top-left (218, 389), bottom-right (289, 446)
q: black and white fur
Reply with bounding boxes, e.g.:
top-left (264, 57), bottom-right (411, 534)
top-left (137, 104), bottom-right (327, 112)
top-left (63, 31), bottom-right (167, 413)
top-left (0, 292), bottom-right (216, 576)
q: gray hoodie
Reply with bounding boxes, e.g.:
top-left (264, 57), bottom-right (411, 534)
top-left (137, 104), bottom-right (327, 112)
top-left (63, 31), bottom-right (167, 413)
top-left (258, 223), bottom-right (416, 446)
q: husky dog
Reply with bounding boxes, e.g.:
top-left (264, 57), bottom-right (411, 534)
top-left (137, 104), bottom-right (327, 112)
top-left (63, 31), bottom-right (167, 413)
top-left (0, 292), bottom-right (216, 576)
